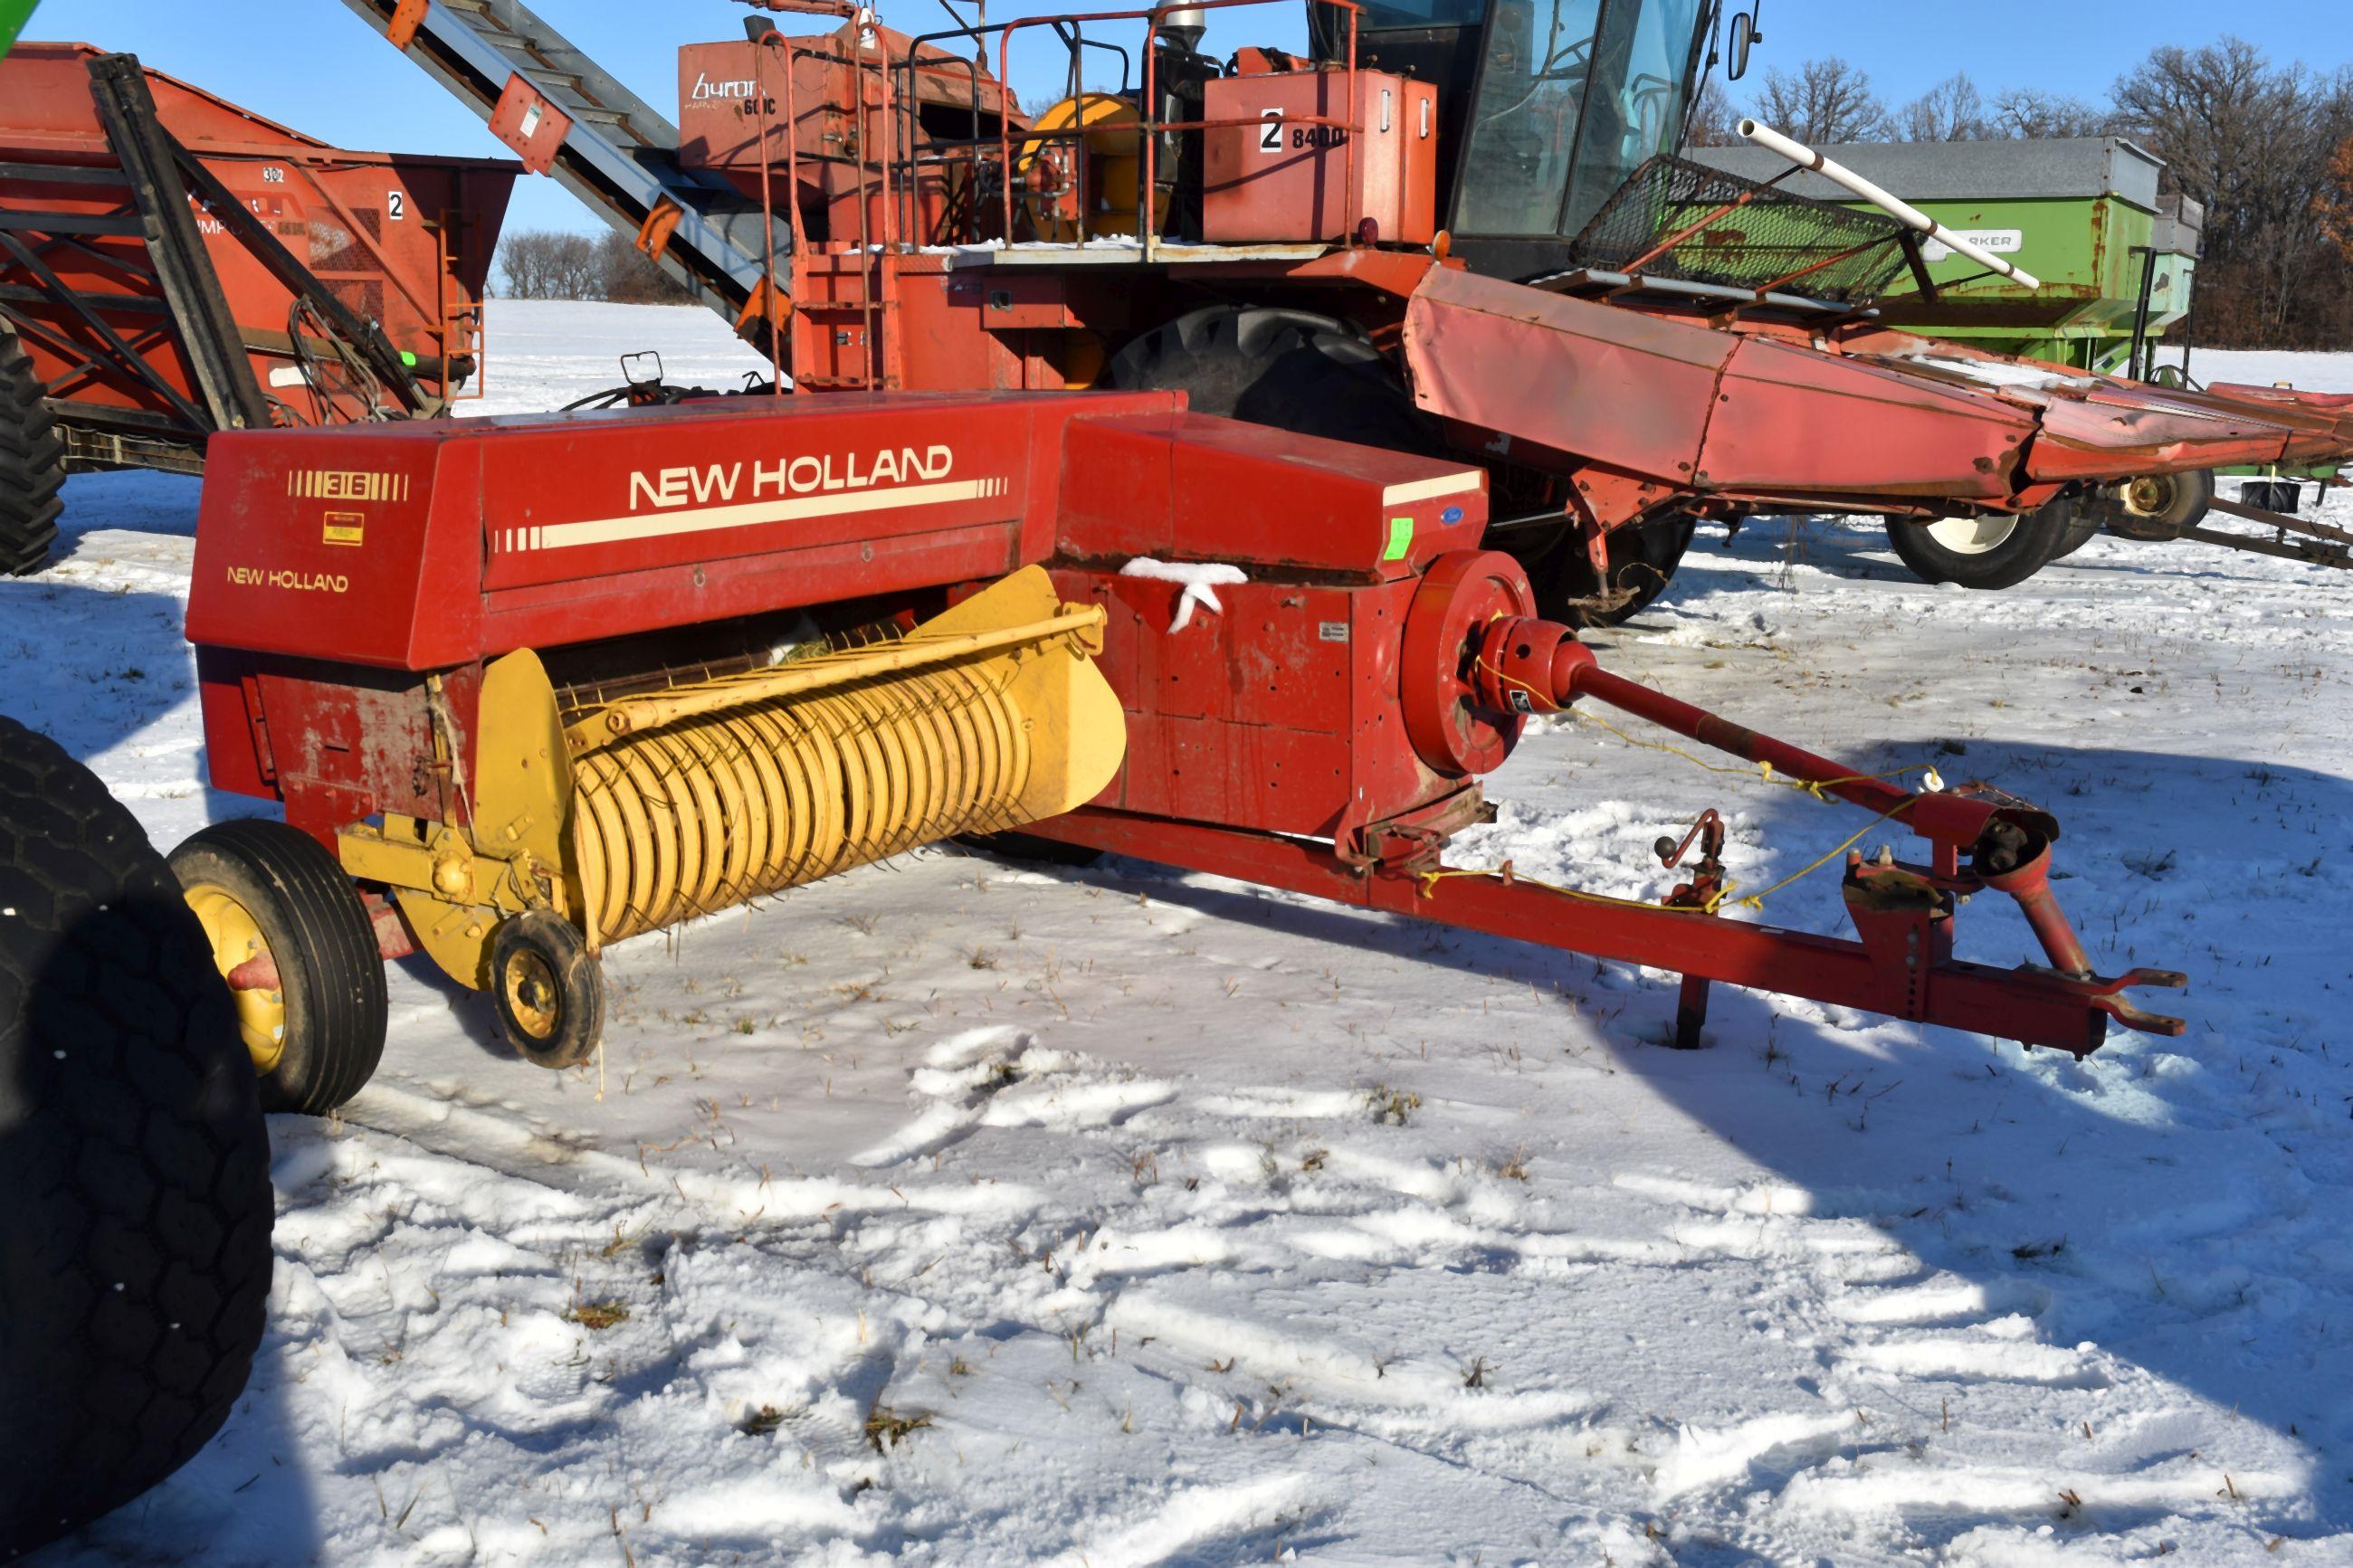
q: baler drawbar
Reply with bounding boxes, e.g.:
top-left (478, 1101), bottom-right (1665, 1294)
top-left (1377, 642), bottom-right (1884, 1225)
top-left (178, 390), bottom-right (2180, 1108)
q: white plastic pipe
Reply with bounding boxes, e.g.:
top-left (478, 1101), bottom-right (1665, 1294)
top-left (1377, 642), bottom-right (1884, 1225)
top-left (1739, 119), bottom-right (2043, 290)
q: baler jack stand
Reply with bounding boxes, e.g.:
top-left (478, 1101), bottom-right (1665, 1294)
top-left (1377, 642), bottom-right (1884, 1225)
top-left (1656, 809), bottom-right (1728, 1050)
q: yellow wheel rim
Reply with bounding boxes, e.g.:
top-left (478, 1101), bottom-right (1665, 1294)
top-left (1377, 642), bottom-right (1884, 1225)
top-left (182, 883), bottom-right (286, 1075)
top-left (2123, 474), bottom-right (2175, 517)
top-left (500, 947), bottom-right (562, 1042)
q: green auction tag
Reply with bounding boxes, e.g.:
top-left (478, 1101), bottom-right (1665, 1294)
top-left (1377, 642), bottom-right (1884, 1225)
top-left (1384, 516), bottom-right (1414, 561)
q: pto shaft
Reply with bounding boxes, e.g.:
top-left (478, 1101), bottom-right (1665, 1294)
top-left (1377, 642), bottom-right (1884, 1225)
top-left (1473, 616), bottom-right (1999, 848)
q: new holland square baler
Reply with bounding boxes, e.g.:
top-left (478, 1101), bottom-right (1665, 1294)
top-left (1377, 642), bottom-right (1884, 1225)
top-left (176, 387), bottom-right (2184, 1112)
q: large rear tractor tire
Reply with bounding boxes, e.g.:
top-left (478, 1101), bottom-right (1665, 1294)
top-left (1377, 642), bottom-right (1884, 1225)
top-left (0, 717), bottom-right (272, 1558)
top-left (1885, 497), bottom-right (2078, 590)
top-left (0, 318), bottom-right (66, 577)
top-left (169, 820), bottom-right (387, 1116)
top-left (1105, 304), bottom-right (1440, 455)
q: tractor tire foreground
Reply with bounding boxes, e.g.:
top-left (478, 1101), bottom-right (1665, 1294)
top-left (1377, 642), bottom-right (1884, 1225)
top-left (0, 318), bottom-right (65, 577)
top-left (0, 717), bottom-right (272, 1559)
top-left (1103, 305), bottom-right (1693, 628)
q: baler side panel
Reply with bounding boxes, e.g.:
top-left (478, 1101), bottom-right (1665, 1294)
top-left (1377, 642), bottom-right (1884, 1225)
top-left (1057, 410), bottom-right (1487, 575)
top-left (1058, 570), bottom-right (1438, 841)
top-left (186, 427), bottom-right (454, 669)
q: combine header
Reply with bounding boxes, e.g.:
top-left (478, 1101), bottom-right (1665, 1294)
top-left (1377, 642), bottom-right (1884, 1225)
top-left (176, 389), bottom-right (2182, 1111)
top-left (0, 43), bottom-right (515, 572)
top-left (338, 0), bottom-right (2353, 610)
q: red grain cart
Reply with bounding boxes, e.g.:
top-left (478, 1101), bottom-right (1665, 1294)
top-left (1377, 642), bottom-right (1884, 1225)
top-left (0, 43), bottom-right (518, 572)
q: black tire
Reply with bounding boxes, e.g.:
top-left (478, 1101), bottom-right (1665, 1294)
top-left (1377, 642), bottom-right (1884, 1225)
top-left (169, 820), bottom-right (386, 1115)
top-left (0, 318), bottom-right (66, 577)
top-left (0, 716), bottom-right (271, 1558)
top-left (1884, 497), bottom-right (2076, 590)
top-left (2055, 509), bottom-right (2104, 559)
top-left (2097, 469), bottom-right (2213, 542)
top-left (1105, 304), bottom-right (1441, 457)
top-left (1534, 514), bottom-right (1698, 628)
top-left (489, 909), bottom-right (603, 1070)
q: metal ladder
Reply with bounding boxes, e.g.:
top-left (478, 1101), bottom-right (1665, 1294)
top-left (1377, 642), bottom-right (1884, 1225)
top-left (336, 0), bottom-right (791, 331)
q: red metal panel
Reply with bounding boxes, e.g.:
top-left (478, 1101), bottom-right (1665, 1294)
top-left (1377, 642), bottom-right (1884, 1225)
top-left (194, 649), bottom-right (272, 803)
top-left (2023, 394), bottom-right (2294, 481)
top-left (1058, 410), bottom-right (1487, 576)
top-left (488, 74), bottom-right (571, 176)
top-left (1201, 70), bottom-right (1436, 244)
top-left (186, 426), bottom-right (455, 668)
top-left (1700, 335), bottom-right (2033, 499)
top-left (187, 389), bottom-right (1189, 670)
top-left (1053, 565), bottom-right (1449, 841)
top-left (1401, 267), bottom-right (1731, 485)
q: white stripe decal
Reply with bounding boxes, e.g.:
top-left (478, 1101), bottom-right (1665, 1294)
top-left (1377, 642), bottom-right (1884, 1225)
top-left (1380, 471), bottom-right (1483, 507)
top-left (531, 477), bottom-right (999, 552)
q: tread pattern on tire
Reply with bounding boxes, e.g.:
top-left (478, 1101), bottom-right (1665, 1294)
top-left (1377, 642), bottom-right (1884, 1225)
top-left (0, 319), bottom-right (66, 578)
top-left (170, 819), bottom-right (386, 1116)
top-left (1106, 305), bottom-right (1441, 456)
top-left (0, 717), bottom-right (272, 1559)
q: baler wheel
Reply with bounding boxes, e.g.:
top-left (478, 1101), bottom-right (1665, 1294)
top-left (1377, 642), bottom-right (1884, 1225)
top-left (169, 820), bottom-right (387, 1115)
top-left (489, 910), bottom-right (603, 1070)
top-left (0, 716), bottom-right (270, 1557)
top-left (1883, 497), bottom-right (2076, 591)
top-left (0, 318), bottom-right (66, 577)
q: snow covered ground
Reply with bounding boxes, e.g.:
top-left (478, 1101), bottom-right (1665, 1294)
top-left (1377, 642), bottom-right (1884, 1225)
top-left (11, 302), bottom-right (2353, 1566)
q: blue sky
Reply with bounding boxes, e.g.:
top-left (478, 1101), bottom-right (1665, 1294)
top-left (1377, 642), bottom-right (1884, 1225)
top-left (24, 0), bottom-right (2352, 238)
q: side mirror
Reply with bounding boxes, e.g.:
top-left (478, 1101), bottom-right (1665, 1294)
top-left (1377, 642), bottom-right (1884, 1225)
top-left (1728, 9), bottom-right (1757, 81)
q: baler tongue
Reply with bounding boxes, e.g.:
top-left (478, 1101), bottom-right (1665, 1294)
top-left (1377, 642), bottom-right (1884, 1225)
top-left (1434, 595), bottom-right (2188, 1053)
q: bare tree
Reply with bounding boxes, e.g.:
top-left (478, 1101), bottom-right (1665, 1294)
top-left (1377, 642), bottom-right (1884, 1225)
top-left (496, 231), bottom-right (603, 299)
top-left (1683, 75), bottom-right (1745, 148)
top-left (1900, 72), bottom-right (1989, 142)
top-left (2112, 39), bottom-right (2353, 344)
top-left (1987, 86), bottom-right (2113, 140)
top-left (2320, 134), bottom-right (2353, 261)
top-left (595, 232), bottom-right (694, 306)
top-left (1752, 57), bottom-right (1893, 147)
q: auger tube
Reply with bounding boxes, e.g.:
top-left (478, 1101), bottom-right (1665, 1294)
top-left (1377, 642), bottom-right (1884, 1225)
top-left (1739, 119), bottom-right (2044, 290)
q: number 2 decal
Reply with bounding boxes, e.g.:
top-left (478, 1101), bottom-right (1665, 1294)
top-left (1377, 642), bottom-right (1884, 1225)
top-left (1259, 109), bottom-right (1281, 152)
top-left (387, 191), bottom-right (405, 220)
